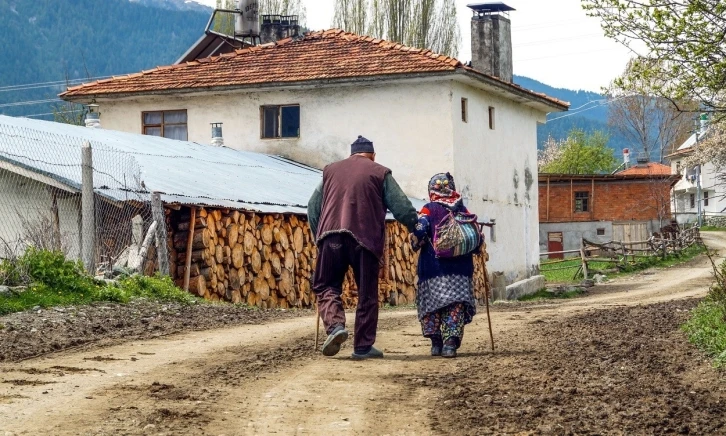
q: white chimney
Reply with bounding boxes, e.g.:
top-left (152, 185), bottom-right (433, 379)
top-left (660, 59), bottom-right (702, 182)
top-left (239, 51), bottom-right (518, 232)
top-left (700, 113), bottom-right (709, 135)
top-left (623, 148), bottom-right (630, 167)
top-left (211, 122), bottom-right (224, 146)
top-left (84, 104), bottom-right (101, 129)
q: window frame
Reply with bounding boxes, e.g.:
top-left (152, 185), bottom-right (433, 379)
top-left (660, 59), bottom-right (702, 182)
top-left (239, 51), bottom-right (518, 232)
top-left (574, 191), bottom-right (589, 213)
top-left (690, 193), bottom-right (696, 209)
top-left (260, 104), bottom-right (301, 139)
top-left (488, 106), bottom-right (495, 130)
top-left (141, 109), bottom-right (188, 140)
top-left (461, 98), bottom-right (468, 123)
top-left (704, 191), bottom-right (709, 207)
top-left (596, 228), bottom-right (605, 236)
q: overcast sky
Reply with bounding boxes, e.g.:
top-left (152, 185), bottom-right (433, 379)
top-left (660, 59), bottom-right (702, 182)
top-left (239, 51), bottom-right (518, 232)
top-left (195, 0), bottom-right (635, 93)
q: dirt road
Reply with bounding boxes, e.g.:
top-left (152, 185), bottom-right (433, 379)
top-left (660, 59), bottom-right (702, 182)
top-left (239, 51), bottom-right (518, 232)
top-left (2, 233), bottom-right (725, 435)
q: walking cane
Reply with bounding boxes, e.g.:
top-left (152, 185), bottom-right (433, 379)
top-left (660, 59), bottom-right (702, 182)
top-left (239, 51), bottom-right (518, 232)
top-left (314, 296), bottom-right (321, 351)
top-left (485, 278), bottom-right (494, 351)
top-left (480, 223), bottom-right (495, 351)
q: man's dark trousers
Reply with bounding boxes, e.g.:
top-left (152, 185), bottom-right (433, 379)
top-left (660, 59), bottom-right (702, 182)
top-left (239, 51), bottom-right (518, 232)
top-left (313, 233), bottom-right (380, 351)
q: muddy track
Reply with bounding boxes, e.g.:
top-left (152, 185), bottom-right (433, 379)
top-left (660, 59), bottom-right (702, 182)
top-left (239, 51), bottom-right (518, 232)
top-left (1, 232), bottom-right (725, 435)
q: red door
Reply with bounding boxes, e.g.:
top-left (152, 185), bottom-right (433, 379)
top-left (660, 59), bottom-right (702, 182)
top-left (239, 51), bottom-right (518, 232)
top-left (548, 232), bottom-right (564, 259)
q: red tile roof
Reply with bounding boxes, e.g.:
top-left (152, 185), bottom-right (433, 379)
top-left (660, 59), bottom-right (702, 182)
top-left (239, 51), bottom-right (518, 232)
top-left (618, 162), bottom-right (672, 176)
top-left (60, 29), bottom-right (568, 110)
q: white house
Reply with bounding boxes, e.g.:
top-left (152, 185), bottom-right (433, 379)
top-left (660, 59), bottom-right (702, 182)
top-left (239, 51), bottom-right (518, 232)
top-left (669, 116), bottom-right (725, 224)
top-left (59, 4), bottom-right (568, 288)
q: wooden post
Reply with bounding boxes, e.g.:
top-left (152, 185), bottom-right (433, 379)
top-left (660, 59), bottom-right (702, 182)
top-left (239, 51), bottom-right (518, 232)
top-left (81, 141), bottom-right (95, 273)
top-left (151, 192), bottom-right (170, 276)
top-left (570, 178), bottom-right (574, 220)
top-left (579, 247), bottom-right (589, 280)
top-left (546, 177), bottom-right (550, 221)
top-left (183, 206), bottom-right (197, 291)
top-left (591, 178), bottom-right (595, 220)
top-left (50, 188), bottom-right (61, 251)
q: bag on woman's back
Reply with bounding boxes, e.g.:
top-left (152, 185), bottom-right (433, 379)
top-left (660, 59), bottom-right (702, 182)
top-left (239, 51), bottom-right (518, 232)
top-left (433, 209), bottom-right (482, 258)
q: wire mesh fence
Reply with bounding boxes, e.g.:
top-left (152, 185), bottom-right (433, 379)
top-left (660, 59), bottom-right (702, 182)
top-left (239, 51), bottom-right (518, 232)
top-left (0, 122), bottom-right (166, 280)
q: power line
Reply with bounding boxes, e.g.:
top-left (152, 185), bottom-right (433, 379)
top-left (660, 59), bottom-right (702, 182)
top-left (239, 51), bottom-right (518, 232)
top-left (546, 96), bottom-right (630, 122)
top-left (0, 98), bottom-right (62, 109)
top-left (0, 75), bottom-right (115, 93)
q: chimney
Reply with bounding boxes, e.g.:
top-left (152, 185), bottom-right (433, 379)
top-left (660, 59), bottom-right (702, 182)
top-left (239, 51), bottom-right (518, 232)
top-left (468, 2), bottom-right (515, 82)
top-left (623, 148), bottom-right (630, 168)
top-left (211, 122), bottom-right (224, 146)
top-left (260, 14), bottom-right (300, 44)
top-left (700, 113), bottom-right (709, 135)
top-left (85, 104), bottom-right (101, 129)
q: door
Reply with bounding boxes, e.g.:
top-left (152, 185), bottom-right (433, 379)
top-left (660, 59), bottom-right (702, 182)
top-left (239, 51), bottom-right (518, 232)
top-left (612, 222), bottom-right (649, 249)
top-left (548, 232), bottom-right (564, 259)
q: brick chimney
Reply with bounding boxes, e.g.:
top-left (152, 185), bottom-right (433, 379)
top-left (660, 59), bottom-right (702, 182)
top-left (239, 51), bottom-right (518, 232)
top-left (468, 2), bottom-right (515, 82)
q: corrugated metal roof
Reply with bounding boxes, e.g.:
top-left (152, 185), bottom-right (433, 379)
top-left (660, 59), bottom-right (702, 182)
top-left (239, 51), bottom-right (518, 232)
top-left (0, 115), bottom-right (426, 216)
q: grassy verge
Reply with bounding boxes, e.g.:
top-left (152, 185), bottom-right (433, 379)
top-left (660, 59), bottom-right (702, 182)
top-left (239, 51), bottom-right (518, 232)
top-left (518, 287), bottom-right (585, 301)
top-left (541, 244), bottom-right (707, 284)
top-left (0, 249), bottom-right (197, 316)
top-left (682, 300), bottom-right (726, 368)
top-left (699, 226), bottom-right (726, 232)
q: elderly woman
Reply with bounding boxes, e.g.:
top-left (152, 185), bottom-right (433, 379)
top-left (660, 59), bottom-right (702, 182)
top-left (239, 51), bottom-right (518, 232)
top-left (411, 172), bottom-right (479, 358)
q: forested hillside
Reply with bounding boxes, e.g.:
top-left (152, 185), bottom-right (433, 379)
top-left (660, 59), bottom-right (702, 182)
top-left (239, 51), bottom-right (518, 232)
top-left (0, 0), bottom-right (208, 117)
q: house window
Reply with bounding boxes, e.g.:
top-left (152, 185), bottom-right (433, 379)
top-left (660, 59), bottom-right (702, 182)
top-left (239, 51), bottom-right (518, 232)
top-left (488, 106), bottom-right (495, 130)
top-left (704, 191), bottom-right (709, 207)
top-left (676, 161), bottom-right (681, 174)
top-left (142, 110), bottom-right (188, 140)
top-left (597, 228), bottom-right (605, 236)
top-left (690, 193), bottom-right (695, 209)
top-left (261, 104), bottom-right (300, 138)
top-left (574, 191), bottom-right (589, 212)
top-left (461, 98), bottom-right (468, 123)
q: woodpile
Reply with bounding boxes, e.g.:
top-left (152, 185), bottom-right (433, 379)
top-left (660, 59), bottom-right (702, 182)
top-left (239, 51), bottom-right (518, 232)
top-left (166, 206), bottom-right (491, 309)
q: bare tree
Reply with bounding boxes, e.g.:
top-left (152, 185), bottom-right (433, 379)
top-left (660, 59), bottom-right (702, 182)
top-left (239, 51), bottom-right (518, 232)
top-left (333, 0), bottom-right (369, 36)
top-left (332, 0), bottom-right (459, 57)
top-left (607, 61), bottom-right (695, 163)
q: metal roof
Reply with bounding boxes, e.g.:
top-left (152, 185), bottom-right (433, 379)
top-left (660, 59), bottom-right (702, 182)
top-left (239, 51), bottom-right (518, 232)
top-left (0, 115), bottom-right (425, 216)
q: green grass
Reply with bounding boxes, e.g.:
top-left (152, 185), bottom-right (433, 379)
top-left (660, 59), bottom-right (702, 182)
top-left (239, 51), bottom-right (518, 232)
top-left (541, 244), bottom-right (707, 284)
top-left (0, 249), bottom-right (197, 315)
top-left (518, 287), bottom-right (585, 301)
top-left (682, 300), bottom-right (726, 368)
top-left (699, 226), bottom-right (726, 232)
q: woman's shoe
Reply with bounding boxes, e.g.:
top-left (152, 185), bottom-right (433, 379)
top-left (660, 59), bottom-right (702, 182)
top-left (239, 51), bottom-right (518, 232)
top-left (441, 345), bottom-right (457, 358)
top-left (430, 335), bottom-right (443, 356)
top-left (431, 345), bottom-right (442, 356)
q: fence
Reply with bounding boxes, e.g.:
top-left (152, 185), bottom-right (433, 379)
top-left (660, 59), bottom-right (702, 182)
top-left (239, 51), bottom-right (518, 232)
top-left (540, 225), bottom-right (703, 281)
top-left (0, 123), bottom-right (165, 280)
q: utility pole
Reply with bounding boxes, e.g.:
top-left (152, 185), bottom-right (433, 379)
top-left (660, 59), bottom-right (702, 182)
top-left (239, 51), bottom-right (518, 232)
top-left (695, 114), bottom-right (704, 227)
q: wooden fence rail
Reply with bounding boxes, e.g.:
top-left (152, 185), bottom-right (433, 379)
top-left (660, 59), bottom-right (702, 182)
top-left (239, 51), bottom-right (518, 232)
top-left (540, 225), bottom-right (702, 281)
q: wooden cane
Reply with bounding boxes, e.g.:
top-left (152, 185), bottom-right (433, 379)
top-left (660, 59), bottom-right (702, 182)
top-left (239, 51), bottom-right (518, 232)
top-left (482, 255), bottom-right (495, 351)
top-left (314, 299), bottom-right (321, 351)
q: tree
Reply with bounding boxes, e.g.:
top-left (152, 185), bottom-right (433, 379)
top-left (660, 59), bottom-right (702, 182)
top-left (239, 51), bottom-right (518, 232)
top-left (582, 0), bottom-right (726, 119)
top-left (212, 0), bottom-right (236, 35)
top-left (51, 102), bottom-right (87, 126)
top-left (540, 129), bottom-right (617, 174)
top-left (537, 135), bottom-right (565, 171)
top-left (332, 0), bottom-right (460, 57)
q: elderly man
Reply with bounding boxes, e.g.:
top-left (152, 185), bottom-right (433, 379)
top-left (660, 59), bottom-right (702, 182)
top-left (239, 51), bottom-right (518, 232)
top-left (308, 136), bottom-right (417, 359)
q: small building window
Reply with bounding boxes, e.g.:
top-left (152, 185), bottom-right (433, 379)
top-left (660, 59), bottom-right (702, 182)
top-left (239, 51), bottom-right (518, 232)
top-left (461, 98), bottom-right (468, 123)
top-left (142, 110), bottom-right (188, 140)
top-left (704, 191), bottom-right (709, 207)
top-left (676, 161), bottom-right (681, 174)
top-left (261, 104), bottom-right (300, 138)
top-left (690, 193), bottom-right (695, 209)
top-left (597, 228), bottom-right (605, 236)
top-left (574, 191), bottom-right (589, 212)
top-left (488, 106), bottom-right (495, 130)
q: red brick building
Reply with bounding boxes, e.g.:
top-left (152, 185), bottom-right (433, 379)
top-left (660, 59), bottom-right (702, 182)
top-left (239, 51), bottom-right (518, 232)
top-left (539, 163), bottom-right (677, 256)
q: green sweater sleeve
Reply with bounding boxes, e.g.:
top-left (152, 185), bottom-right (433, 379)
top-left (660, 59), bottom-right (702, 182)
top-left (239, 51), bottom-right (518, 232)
top-left (383, 173), bottom-right (418, 232)
top-left (307, 180), bottom-right (323, 239)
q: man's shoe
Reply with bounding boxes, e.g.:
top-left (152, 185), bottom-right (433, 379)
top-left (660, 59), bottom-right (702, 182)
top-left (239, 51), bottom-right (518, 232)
top-left (441, 345), bottom-right (457, 358)
top-left (321, 326), bottom-right (349, 356)
top-left (351, 346), bottom-right (384, 360)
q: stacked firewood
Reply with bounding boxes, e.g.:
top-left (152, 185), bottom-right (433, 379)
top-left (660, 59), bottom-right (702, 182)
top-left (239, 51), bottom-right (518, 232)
top-left (168, 207), bottom-right (490, 309)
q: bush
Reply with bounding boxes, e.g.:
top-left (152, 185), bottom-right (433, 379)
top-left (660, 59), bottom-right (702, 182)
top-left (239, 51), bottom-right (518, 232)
top-left (0, 249), bottom-right (197, 315)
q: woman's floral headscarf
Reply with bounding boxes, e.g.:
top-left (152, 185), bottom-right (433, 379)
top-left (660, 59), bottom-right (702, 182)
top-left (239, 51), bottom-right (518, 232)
top-left (428, 172), bottom-right (462, 207)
